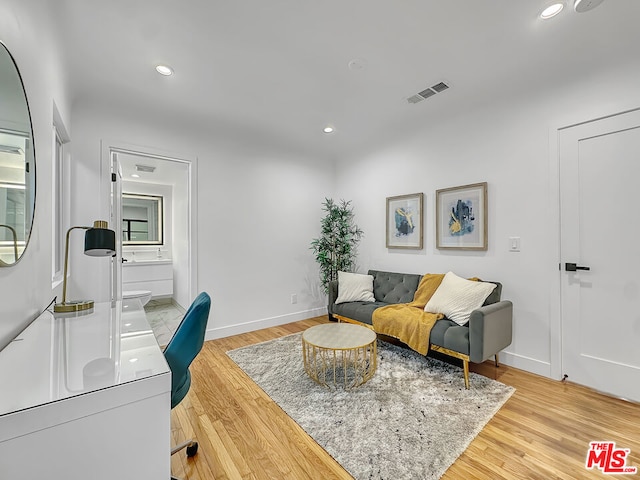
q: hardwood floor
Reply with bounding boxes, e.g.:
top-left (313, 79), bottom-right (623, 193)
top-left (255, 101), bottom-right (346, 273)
top-left (170, 316), bottom-right (640, 479)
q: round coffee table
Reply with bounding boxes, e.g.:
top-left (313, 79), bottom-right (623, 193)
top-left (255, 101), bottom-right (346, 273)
top-left (302, 323), bottom-right (377, 389)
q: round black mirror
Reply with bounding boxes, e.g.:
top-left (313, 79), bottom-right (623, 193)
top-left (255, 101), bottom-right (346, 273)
top-left (0, 42), bottom-right (36, 267)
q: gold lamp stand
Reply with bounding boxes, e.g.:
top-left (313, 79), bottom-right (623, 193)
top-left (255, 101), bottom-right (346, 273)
top-left (54, 220), bottom-right (116, 313)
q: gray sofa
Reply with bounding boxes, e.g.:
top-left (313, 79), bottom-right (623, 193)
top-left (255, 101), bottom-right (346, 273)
top-left (328, 269), bottom-right (513, 388)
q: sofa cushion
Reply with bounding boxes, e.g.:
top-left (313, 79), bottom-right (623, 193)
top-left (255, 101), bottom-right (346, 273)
top-left (335, 271), bottom-right (375, 304)
top-left (369, 270), bottom-right (421, 304)
top-left (332, 301), bottom-right (389, 326)
top-left (425, 272), bottom-right (496, 326)
top-left (430, 318), bottom-right (470, 355)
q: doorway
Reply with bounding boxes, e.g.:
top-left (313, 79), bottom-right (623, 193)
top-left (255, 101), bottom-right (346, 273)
top-left (107, 146), bottom-right (197, 341)
top-left (559, 108), bottom-right (640, 402)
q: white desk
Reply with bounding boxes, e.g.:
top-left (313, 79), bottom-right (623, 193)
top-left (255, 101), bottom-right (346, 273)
top-left (0, 300), bottom-right (171, 480)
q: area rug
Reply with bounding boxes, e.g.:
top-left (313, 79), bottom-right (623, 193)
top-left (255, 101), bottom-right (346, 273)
top-left (227, 333), bottom-right (514, 480)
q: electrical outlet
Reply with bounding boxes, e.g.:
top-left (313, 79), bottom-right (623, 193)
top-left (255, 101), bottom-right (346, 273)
top-left (291, 293), bottom-right (297, 304)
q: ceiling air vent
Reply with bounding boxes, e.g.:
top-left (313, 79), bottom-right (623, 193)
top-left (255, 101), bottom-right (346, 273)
top-left (135, 164), bottom-right (156, 173)
top-left (431, 82), bottom-right (449, 93)
top-left (407, 81), bottom-right (450, 105)
top-left (418, 88), bottom-right (437, 99)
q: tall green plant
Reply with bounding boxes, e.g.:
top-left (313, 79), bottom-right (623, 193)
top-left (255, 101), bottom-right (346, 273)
top-left (310, 198), bottom-right (364, 293)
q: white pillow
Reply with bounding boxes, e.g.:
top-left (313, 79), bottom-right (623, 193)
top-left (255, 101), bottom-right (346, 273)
top-left (335, 271), bottom-right (375, 304)
top-left (424, 271), bottom-right (496, 325)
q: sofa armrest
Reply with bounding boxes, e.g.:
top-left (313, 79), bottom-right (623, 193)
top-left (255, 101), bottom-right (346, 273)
top-left (327, 280), bottom-right (339, 315)
top-left (468, 300), bottom-right (513, 363)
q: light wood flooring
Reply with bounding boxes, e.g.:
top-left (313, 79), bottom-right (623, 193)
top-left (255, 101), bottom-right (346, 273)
top-left (170, 316), bottom-right (640, 479)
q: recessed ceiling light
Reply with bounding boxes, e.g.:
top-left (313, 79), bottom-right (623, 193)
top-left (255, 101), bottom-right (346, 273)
top-left (155, 64), bottom-right (174, 76)
top-left (574, 0), bottom-right (604, 13)
top-left (323, 126), bottom-right (334, 134)
top-left (131, 173), bottom-right (140, 178)
top-left (540, 3), bottom-right (564, 19)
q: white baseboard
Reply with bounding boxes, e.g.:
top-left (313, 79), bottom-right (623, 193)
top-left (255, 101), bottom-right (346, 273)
top-left (205, 307), bottom-right (327, 341)
top-left (498, 350), bottom-right (552, 378)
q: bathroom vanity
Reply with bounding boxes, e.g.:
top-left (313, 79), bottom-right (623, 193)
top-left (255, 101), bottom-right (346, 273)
top-left (122, 258), bottom-right (173, 298)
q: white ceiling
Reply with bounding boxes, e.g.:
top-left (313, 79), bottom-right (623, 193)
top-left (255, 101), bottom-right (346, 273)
top-left (56, 0), bottom-right (640, 158)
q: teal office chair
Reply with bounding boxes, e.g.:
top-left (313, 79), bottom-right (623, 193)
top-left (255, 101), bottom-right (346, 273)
top-left (163, 292), bottom-right (211, 479)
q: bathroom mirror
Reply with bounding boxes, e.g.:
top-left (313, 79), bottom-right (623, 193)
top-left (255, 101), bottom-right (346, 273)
top-left (122, 193), bottom-right (163, 245)
top-left (0, 42), bottom-right (36, 267)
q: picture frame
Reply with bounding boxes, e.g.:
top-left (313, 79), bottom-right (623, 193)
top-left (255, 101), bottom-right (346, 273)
top-left (386, 193), bottom-right (424, 249)
top-left (436, 182), bottom-right (487, 250)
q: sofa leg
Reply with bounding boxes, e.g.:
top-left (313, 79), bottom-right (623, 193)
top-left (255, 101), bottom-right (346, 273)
top-left (429, 344), bottom-right (471, 389)
top-left (463, 359), bottom-right (470, 389)
top-left (495, 353), bottom-right (499, 368)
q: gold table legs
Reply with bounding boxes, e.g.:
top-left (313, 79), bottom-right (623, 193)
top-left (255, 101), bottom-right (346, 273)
top-left (302, 339), bottom-right (377, 389)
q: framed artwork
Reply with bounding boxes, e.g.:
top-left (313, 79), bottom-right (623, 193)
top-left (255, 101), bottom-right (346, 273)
top-left (436, 182), bottom-right (487, 250)
top-left (386, 193), bottom-right (423, 249)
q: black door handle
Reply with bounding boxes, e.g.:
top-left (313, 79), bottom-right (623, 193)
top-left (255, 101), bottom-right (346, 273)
top-left (565, 262), bottom-right (590, 272)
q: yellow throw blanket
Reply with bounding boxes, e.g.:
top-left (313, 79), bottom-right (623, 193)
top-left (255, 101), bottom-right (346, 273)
top-left (372, 273), bottom-right (445, 355)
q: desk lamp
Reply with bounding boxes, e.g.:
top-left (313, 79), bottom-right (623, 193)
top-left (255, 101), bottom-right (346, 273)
top-left (54, 220), bottom-right (116, 313)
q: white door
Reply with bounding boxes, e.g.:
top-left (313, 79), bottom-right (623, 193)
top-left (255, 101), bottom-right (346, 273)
top-left (559, 108), bottom-right (640, 402)
top-left (110, 150), bottom-right (123, 302)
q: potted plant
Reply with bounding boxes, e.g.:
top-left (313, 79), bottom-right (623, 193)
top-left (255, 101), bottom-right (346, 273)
top-left (310, 198), bottom-right (364, 293)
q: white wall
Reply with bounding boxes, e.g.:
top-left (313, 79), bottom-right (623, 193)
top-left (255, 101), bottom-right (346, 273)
top-left (69, 103), bottom-right (334, 339)
top-left (335, 63), bottom-right (640, 378)
top-left (0, 1), bottom-right (70, 350)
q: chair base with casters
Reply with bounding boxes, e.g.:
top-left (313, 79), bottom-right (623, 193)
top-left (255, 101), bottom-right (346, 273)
top-left (172, 439), bottom-right (198, 458)
top-left (170, 439), bottom-right (199, 480)
top-left (164, 292), bottom-right (211, 480)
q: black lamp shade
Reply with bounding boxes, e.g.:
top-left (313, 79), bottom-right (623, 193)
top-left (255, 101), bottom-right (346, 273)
top-left (84, 227), bottom-right (116, 257)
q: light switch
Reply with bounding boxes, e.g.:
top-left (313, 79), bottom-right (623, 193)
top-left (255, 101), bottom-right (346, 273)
top-left (509, 236), bottom-right (520, 252)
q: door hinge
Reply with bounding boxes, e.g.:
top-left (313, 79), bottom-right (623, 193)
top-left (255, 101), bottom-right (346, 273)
top-left (111, 172), bottom-right (117, 182)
